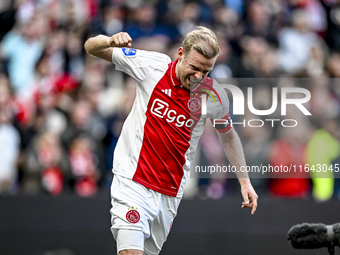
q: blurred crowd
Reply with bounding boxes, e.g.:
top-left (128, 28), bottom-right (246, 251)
top-left (0, 0), bottom-right (339, 201)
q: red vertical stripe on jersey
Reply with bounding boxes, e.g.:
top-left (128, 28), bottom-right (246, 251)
top-left (132, 62), bottom-right (193, 197)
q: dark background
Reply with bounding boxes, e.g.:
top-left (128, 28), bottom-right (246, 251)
top-left (0, 194), bottom-right (339, 255)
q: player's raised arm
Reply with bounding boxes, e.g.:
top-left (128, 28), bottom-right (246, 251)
top-left (84, 32), bottom-right (132, 62)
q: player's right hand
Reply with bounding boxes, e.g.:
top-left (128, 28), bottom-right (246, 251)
top-left (108, 32), bottom-right (132, 48)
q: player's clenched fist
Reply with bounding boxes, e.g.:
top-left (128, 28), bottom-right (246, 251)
top-left (84, 32), bottom-right (133, 62)
top-left (108, 32), bottom-right (132, 48)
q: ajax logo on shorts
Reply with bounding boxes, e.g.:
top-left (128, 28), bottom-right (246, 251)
top-left (126, 206), bottom-right (140, 224)
top-left (122, 48), bottom-right (137, 56)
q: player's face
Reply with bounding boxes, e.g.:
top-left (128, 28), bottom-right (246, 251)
top-left (176, 47), bottom-right (216, 90)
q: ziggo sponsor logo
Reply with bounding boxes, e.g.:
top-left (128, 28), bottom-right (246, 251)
top-left (150, 99), bottom-right (194, 128)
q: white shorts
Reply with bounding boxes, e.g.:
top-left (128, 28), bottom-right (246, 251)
top-left (110, 174), bottom-right (181, 255)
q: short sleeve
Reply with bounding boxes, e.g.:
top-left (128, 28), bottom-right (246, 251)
top-left (209, 87), bottom-right (233, 133)
top-left (112, 48), bottom-right (171, 81)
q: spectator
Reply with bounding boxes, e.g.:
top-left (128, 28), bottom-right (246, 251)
top-left (237, 36), bottom-right (275, 77)
top-left (306, 117), bottom-right (340, 201)
top-left (278, 9), bottom-right (318, 74)
top-left (23, 131), bottom-right (70, 195)
top-left (269, 124), bottom-right (311, 198)
top-left (61, 99), bottom-right (105, 175)
top-left (244, 0), bottom-right (277, 43)
top-left (321, 0), bottom-right (340, 51)
top-left (63, 32), bottom-right (85, 80)
top-left (2, 11), bottom-right (46, 94)
top-left (124, 4), bottom-right (171, 40)
top-left (0, 109), bottom-right (20, 194)
top-left (177, 3), bottom-right (201, 38)
top-left (68, 135), bottom-right (99, 196)
top-left (101, 5), bottom-right (124, 36)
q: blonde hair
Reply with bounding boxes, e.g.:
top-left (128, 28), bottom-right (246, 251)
top-left (182, 26), bottom-right (220, 59)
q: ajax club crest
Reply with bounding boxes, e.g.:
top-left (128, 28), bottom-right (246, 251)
top-left (126, 206), bottom-right (140, 224)
top-left (188, 95), bottom-right (201, 113)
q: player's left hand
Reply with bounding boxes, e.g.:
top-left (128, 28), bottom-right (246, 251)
top-left (240, 182), bottom-right (258, 215)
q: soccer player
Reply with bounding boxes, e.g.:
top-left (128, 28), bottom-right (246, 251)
top-left (85, 26), bottom-right (258, 255)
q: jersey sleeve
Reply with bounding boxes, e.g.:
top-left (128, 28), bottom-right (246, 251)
top-left (111, 47), bottom-right (171, 81)
top-left (209, 87), bottom-right (233, 133)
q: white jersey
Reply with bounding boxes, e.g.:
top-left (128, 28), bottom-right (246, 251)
top-left (111, 47), bottom-right (232, 198)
